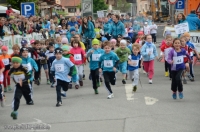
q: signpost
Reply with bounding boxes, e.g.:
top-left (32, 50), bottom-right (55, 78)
top-left (168, 0), bottom-right (178, 25)
top-left (21, 2), bottom-right (35, 18)
top-left (81, 0), bottom-right (93, 17)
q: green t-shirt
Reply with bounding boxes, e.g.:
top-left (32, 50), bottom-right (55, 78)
top-left (115, 47), bottom-right (131, 63)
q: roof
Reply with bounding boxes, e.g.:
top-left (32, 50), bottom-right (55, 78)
top-left (61, 0), bottom-right (81, 7)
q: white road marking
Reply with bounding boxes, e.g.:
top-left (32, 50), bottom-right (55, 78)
top-left (125, 84), bottom-right (137, 101)
top-left (145, 97), bottom-right (158, 105)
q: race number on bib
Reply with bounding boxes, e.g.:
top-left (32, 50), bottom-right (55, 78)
top-left (2, 59), bottom-right (9, 65)
top-left (74, 54), bottom-right (82, 61)
top-left (13, 74), bottom-right (25, 83)
top-left (92, 54), bottom-right (101, 61)
top-left (22, 63), bottom-right (32, 71)
top-left (131, 60), bottom-right (139, 66)
top-left (104, 60), bottom-right (113, 67)
top-left (173, 56), bottom-right (183, 64)
top-left (55, 64), bottom-right (64, 72)
top-left (146, 48), bottom-right (153, 53)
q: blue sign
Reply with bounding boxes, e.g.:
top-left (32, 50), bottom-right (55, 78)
top-left (21, 2), bottom-right (35, 17)
top-left (175, 0), bottom-right (185, 9)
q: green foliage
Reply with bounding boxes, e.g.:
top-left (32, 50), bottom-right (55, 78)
top-left (93, 0), bottom-right (108, 13)
top-left (113, 0), bottom-right (131, 12)
top-left (6, 0), bottom-right (38, 13)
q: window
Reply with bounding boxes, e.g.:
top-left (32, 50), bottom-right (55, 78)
top-left (68, 8), bottom-right (76, 13)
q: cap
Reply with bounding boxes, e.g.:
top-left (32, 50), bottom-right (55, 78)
top-left (183, 32), bottom-right (190, 37)
top-left (11, 57), bottom-right (22, 64)
top-left (20, 47), bottom-right (29, 53)
top-left (120, 39), bottom-right (127, 45)
top-left (55, 48), bottom-right (63, 54)
top-left (21, 40), bottom-right (28, 45)
top-left (30, 39), bottom-right (35, 44)
top-left (125, 37), bottom-right (132, 43)
top-left (61, 38), bottom-right (68, 44)
top-left (92, 39), bottom-right (100, 45)
top-left (70, 27), bottom-right (76, 32)
top-left (138, 31), bottom-right (144, 35)
top-left (110, 39), bottom-right (117, 43)
top-left (1, 45), bottom-right (8, 51)
top-left (62, 45), bottom-right (70, 51)
top-left (58, 25), bottom-right (62, 28)
top-left (101, 37), bottom-right (108, 42)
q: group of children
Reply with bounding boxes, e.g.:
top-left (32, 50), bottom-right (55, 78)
top-left (0, 29), bottom-right (199, 120)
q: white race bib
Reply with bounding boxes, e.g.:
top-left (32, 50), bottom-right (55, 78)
top-left (0, 74), bottom-right (3, 82)
top-left (74, 54), bottom-right (82, 61)
top-left (190, 52), bottom-right (193, 56)
top-left (131, 60), bottom-right (139, 66)
top-left (13, 74), bottom-right (25, 83)
top-left (146, 48), bottom-right (153, 53)
top-left (164, 48), bottom-right (171, 60)
top-left (55, 64), bottom-right (64, 72)
top-left (92, 54), bottom-right (101, 61)
top-left (22, 63), bottom-right (32, 71)
top-left (104, 60), bottom-right (113, 67)
top-left (173, 56), bottom-right (184, 64)
top-left (2, 59), bottom-right (9, 65)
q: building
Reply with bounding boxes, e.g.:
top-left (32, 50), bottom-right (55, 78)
top-left (137, 0), bottom-right (150, 14)
top-left (60, 0), bottom-right (81, 17)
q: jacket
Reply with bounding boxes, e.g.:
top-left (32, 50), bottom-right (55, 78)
top-left (141, 42), bottom-right (158, 61)
top-left (111, 21), bottom-right (125, 38)
top-left (103, 22), bottom-right (111, 34)
top-left (186, 13), bottom-right (200, 31)
top-left (80, 21), bottom-right (95, 38)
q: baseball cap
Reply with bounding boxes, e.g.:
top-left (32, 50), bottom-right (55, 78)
top-left (55, 48), bottom-right (63, 54)
top-left (30, 39), bottom-right (35, 44)
top-left (1, 45), bottom-right (8, 51)
top-left (21, 40), bottom-right (28, 45)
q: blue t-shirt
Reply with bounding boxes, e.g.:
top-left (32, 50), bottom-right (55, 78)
top-left (51, 57), bottom-right (74, 82)
top-left (99, 51), bottom-right (119, 72)
top-left (128, 54), bottom-right (141, 71)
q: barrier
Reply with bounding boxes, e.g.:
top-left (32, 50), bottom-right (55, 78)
top-left (0, 32), bottom-right (46, 54)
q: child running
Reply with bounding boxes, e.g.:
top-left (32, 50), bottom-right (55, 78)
top-left (128, 44), bottom-right (141, 92)
top-left (99, 41), bottom-right (119, 99)
top-left (115, 39), bottom-right (131, 84)
top-left (87, 39), bottom-right (104, 94)
top-left (167, 38), bottom-right (191, 99)
top-left (0, 60), bottom-right (5, 107)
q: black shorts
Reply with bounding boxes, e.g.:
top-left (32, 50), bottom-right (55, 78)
top-left (103, 71), bottom-right (116, 85)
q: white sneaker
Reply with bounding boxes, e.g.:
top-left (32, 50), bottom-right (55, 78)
top-left (107, 93), bottom-right (114, 99)
top-left (149, 80), bottom-right (153, 84)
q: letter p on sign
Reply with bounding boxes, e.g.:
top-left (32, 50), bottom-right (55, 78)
top-left (21, 2), bottom-right (35, 18)
top-left (24, 5), bottom-right (32, 15)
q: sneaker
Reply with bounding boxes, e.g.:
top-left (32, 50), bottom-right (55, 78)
top-left (96, 82), bottom-right (101, 87)
top-left (61, 92), bottom-right (66, 98)
top-left (107, 93), bottom-right (114, 99)
top-left (68, 83), bottom-right (72, 89)
top-left (56, 101), bottom-right (62, 107)
top-left (94, 89), bottom-right (99, 94)
top-left (132, 85), bottom-right (137, 92)
top-left (122, 79), bottom-right (126, 84)
top-left (125, 74), bottom-right (128, 80)
top-left (11, 111), bottom-right (18, 120)
top-left (172, 92), bottom-right (177, 99)
top-left (83, 74), bottom-right (85, 80)
top-left (188, 75), bottom-right (194, 82)
top-left (79, 81), bottom-right (83, 86)
top-left (75, 85), bottom-right (79, 89)
top-left (4, 87), bottom-right (7, 92)
top-left (165, 72), bottom-right (169, 77)
top-left (149, 80), bottom-right (152, 84)
top-left (89, 73), bottom-right (92, 80)
top-left (179, 92), bottom-right (183, 99)
top-left (183, 78), bottom-right (187, 84)
top-left (47, 79), bottom-right (50, 85)
top-left (7, 86), bottom-right (12, 91)
top-left (100, 77), bottom-right (103, 82)
top-left (27, 100), bottom-right (34, 105)
top-left (51, 83), bottom-right (54, 88)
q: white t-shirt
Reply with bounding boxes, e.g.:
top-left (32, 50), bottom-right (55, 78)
top-left (150, 24), bottom-right (157, 34)
top-left (143, 25), bottom-right (150, 35)
top-left (123, 28), bottom-right (128, 37)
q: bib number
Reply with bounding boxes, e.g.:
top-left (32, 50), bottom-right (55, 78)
top-left (173, 56), bottom-right (183, 64)
top-left (92, 54), bottom-right (101, 61)
top-left (130, 60), bottom-right (139, 66)
top-left (13, 74), bottom-right (25, 83)
top-left (55, 64), bottom-right (64, 72)
top-left (74, 54), bottom-right (82, 61)
top-left (104, 60), bottom-right (113, 67)
top-left (146, 48), bottom-right (153, 53)
top-left (2, 59), bottom-right (9, 65)
top-left (22, 63), bottom-right (32, 71)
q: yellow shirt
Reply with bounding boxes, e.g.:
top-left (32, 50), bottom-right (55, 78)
top-left (80, 42), bottom-right (86, 50)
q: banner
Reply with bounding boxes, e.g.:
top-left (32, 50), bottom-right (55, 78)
top-left (174, 23), bottom-right (189, 35)
top-left (97, 11), bottom-right (104, 18)
top-left (0, 36), bottom-right (13, 54)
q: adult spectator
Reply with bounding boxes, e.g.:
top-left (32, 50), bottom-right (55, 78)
top-left (103, 18), bottom-right (111, 40)
top-left (123, 14), bottom-right (131, 24)
top-left (136, 12), bottom-right (145, 23)
top-left (186, 10), bottom-right (200, 31)
top-left (6, 5), bottom-right (14, 18)
top-left (111, 14), bottom-right (125, 39)
top-left (59, 19), bottom-right (66, 27)
top-left (17, 20), bottom-right (25, 35)
top-left (176, 13), bottom-right (187, 37)
top-left (0, 18), bottom-right (5, 38)
top-left (68, 16), bottom-right (78, 27)
top-left (87, 16), bottom-right (95, 27)
top-left (3, 18), bottom-right (12, 35)
top-left (50, 19), bottom-right (56, 30)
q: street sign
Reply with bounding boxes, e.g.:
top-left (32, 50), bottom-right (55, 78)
top-left (82, 2), bottom-right (92, 13)
top-left (196, 3), bottom-right (200, 13)
top-left (175, 0), bottom-right (184, 9)
top-left (21, 2), bottom-right (35, 17)
top-left (81, 0), bottom-right (93, 17)
top-left (168, 0), bottom-right (178, 4)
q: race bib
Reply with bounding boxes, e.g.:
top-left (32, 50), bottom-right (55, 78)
top-left (0, 74), bottom-right (3, 82)
top-left (22, 63), bottom-right (32, 71)
top-left (104, 60), bottom-right (113, 67)
top-left (131, 60), bottom-right (139, 66)
top-left (55, 64), bottom-right (64, 72)
top-left (2, 59), bottom-right (9, 65)
top-left (164, 48), bottom-right (171, 60)
top-left (190, 52), bottom-right (193, 56)
top-left (92, 54), bottom-right (101, 61)
top-left (13, 74), bottom-right (25, 83)
top-left (173, 56), bottom-right (184, 64)
top-left (74, 54), bottom-right (82, 61)
top-left (146, 48), bottom-right (153, 53)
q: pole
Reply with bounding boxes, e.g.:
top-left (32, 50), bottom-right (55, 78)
top-left (171, 4), bottom-right (175, 25)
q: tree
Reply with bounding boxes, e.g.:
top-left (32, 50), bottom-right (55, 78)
top-left (6, 0), bottom-right (38, 12)
top-left (93, 0), bottom-right (108, 13)
top-left (113, 0), bottom-right (131, 12)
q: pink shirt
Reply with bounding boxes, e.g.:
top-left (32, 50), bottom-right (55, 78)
top-left (70, 47), bottom-right (85, 65)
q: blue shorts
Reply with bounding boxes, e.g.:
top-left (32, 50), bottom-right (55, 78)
top-left (71, 74), bottom-right (79, 83)
top-left (41, 64), bottom-right (48, 70)
top-left (119, 62), bottom-right (127, 74)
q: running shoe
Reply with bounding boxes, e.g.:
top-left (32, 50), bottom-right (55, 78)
top-left (133, 86), bottom-right (137, 92)
top-left (149, 80), bottom-right (153, 84)
top-left (47, 79), bottom-right (50, 85)
top-left (56, 101), bottom-right (62, 107)
top-left (188, 75), bottom-right (194, 82)
top-left (96, 82), bottom-right (101, 87)
top-left (79, 81), bottom-right (83, 86)
top-left (94, 89), bottom-right (99, 94)
top-left (183, 78), bottom-right (187, 84)
top-left (179, 92), bottom-right (183, 99)
top-left (172, 92), bottom-right (177, 99)
top-left (107, 93), bottom-right (114, 99)
top-left (11, 111), bottom-right (18, 120)
top-left (27, 100), bottom-right (34, 105)
top-left (75, 85), bottom-right (79, 89)
top-left (68, 83), bottom-right (72, 89)
top-left (7, 86), bottom-right (12, 91)
top-left (122, 79), bottom-right (126, 84)
top-left (61, 92), bottom-right (66, 98)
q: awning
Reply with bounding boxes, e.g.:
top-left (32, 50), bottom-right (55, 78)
top-left (0, 5), bottom-right (20, 14)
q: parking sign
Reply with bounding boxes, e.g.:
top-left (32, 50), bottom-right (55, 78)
top-left (21, 2), bottom-right (35, 17)
top-left (175, 0), bottom-right (185, 9)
